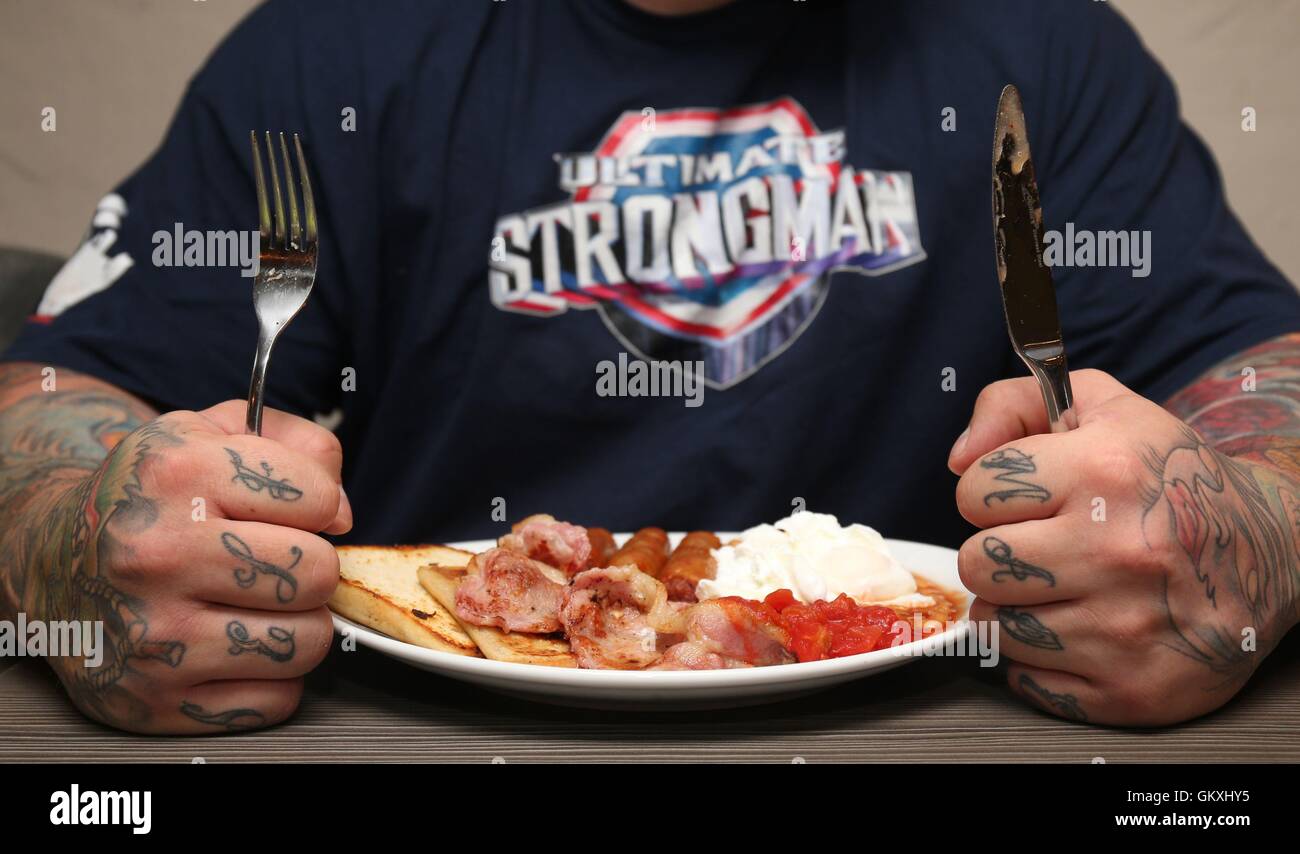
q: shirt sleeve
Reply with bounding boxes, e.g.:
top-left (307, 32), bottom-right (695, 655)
top-left (1030, 2), bottom-right (1300, 404)
top-left (1, 1), bottom-right (354, 418)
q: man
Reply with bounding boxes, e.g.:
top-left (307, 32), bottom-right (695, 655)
top-left (1, 0), bottom-right (1298, 733)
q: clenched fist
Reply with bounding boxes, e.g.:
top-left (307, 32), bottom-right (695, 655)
top-left (950, 369), bottom-right (1300, 726)
top-left (27, 400), bottom-right (351, 734)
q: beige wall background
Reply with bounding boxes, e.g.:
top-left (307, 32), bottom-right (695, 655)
top-left (1, 0), bottom-right (1298, 283)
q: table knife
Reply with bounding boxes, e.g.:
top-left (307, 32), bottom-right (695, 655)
top-left (992, 83), bottom-right (1078, 432)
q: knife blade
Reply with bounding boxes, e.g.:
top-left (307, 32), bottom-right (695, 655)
top-left (992, 83), bottom-right (1078, 432)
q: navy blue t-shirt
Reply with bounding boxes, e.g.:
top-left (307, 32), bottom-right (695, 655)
top-left (7, 0), bottom-right (1300, 548)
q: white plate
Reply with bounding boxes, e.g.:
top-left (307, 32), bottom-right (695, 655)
top-left (331, 535), bottom-right (970, 710)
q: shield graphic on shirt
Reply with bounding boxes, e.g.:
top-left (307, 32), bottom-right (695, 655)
top-left (490, 97), bottom-right (925, 389)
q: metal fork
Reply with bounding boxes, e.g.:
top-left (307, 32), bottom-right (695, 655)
top-left (245, 131), bottom-right (319, 435)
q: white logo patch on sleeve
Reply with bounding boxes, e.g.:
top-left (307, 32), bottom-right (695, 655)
top-left (36, 193), bottom-right (135, 318)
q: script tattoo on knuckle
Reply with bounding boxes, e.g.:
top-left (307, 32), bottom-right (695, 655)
top-left (980, 448), bottom-right (1051, 505)
top-left (221, 531), bottom-right (302, 603)
top-left (226, 620), bottom-right (296, 662)
top-left (983, 536), bottom-right (1057, 586)
top-left (997, 607), bottom-right (1063, 650)
top-left (1017, 673), bottom-right (1087, 722)
top-left (179, 700), bottom-right (267, 731)
top-left (225, 448), bottom-right (303, 502)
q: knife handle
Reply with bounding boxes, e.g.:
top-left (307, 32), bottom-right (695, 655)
top-left (1020, 344), bottom-right (1078, 433)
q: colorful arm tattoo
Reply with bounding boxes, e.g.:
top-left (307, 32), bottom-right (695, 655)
top-left (0, 361), bottom-right (186, 727)
top-left (1162, 332), bottom-right (1300, 638)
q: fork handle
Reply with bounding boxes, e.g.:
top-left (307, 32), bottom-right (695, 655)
top-left (245, 327), bottom-right (275, 436)
top-left (1020, 344), bottom-right (1078, 433)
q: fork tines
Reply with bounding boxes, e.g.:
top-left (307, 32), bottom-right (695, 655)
top-left (249, 131), bottom-right (317, 253)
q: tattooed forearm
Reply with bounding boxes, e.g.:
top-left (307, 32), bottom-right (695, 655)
top-left (226, 448), bottom-right (303, 501)
top-left (1163, 333), bottom-right (1300, 633)
top-left (1166, 332), bottom-right (1300, 459)
top-left (179, 701), bottom-right (267, 731)
top-left (221, 531), bottom-right (301, 603)
top-left (0, 361), bottom-right (156, 613)
top-left (226, 620), bottom-right (295, 662)
top-left (0, 362), bottom-right (156, 618)
top-left (0, 362), bottom-right (193, 728)
top-left (983, 536), bottom-right (1056, 586)
top-left (980, 448), bottom-right (1051, 505)
top-left (998, 607), bottom-right (1063, 650)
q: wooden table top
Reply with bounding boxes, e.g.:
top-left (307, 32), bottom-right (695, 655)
top-left (2, 631), bottom-right (1298, 763)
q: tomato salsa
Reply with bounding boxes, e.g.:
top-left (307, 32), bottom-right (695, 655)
top-left (729, 588), bottom-right (954, 663)
top-left (764, 589), bottom-right (904, 661)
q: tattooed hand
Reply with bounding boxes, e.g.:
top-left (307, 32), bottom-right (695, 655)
top-left (1, 373), bottom-right (351, 734)
top-left (950, 369), bottom-right (1300, 726)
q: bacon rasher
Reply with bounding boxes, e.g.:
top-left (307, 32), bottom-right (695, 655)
top-left (560, 566), bottom-right (681, 669)
top-left (497, 514), bottom-right (592, 577)
top-left (454, 547), bottom-right (567, 634)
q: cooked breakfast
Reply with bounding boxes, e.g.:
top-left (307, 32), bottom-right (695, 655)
top-left (333, 512), bottom-right (965, 671)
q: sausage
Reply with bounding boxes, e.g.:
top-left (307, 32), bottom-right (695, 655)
top-left (660, 531), bottom-right (720, 602)
top-left (586, 527), bottom-right (618, 566)
top-left (606, 527), bottom-right (670, 577)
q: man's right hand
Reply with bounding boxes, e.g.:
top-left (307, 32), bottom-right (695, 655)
top-left (30, 400), bottom-right (351, 734)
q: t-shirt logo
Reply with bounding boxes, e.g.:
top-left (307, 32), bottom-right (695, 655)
top-left (35, 193), bottom-right (135, 321)
top-left (489, 97), bottom-right (924, 388)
